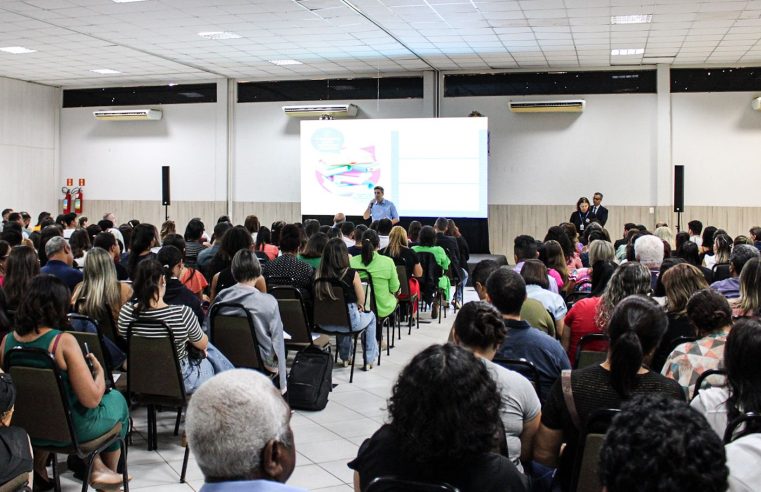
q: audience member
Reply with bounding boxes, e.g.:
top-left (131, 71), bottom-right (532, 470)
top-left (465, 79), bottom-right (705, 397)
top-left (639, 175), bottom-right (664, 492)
top-left (710, 244), bottom-right (759, 299)
top-left (159, 220), bottom-right (176, 244)
top-left (407, 221), bottom-right (422, 246)
top-left (2, 246), bottom-right (39, 310)
top-left (157, 246), bottom-right (205, 324)
top-left (411, 226), bottom-right (450, 318)
top-left (347, 224), bottom-right (367, 257)
top-left (376, 218), bottom-right (393, 249)
top-left (69, 228), bottom-right (91, 268)
top-left (729, 257), bottom-right (761, 318)
top-left (0, 240), bottom-right (9, 287)
top-left (339, 221), bottom-right (355, 250)
top-left (244, 215), bottom-right (260, 242)
top-left (688, 220), bottom-right (703, 247)
top-left (211, 250), bottom-right (288, 390)
top-left (349, 344), bottom-right (529, 492)
top-left (183, 219), bottom-right (206, 268)
top-left (198, 221), bottom-right (233, 268)
top-left (452, 302), bottom-right (541, 471)
top-left (263, 224), bottom-right (314, 300)
top-left (126, 223), bottom-right (158, 280)
top-left (161, 234), bottom-right (209, 300)
top-left (540, 239), bottom-right (569, 290)
top-left (118, 260), bottom-right (233, 393)
top-left (599, 394), bottom-right (728, 492)
top-left (208, 226), bottom-right (265, 299)
top-left (677, 240), bottom-right (713, 283)
top-left (186, 369), bottom-right (304, 491)
top-left (32, 212), bottom-right (50, 233)
top-left (633, 234), bottom-right (664, 289)
top-left (350, 229), bottom-right (399, 322)
top-left (40, 236), bottom-right (83, 291)
top-left (471, 259), bottom-right (499, 301)
top-left (487, 267), bottom-right (570, 401)
top-left (92, 231), bottom-right (129, 281)
top-left (433, 217), bottom-right (464, 305)
top-left (520, 260), bottom-right (566, 339)
top-left (61, 212), bottom-right (77, 239)
top-left (332, 212), bottom-right (345, 225)
top-left (513, 234), bottom-right (559, 294)
top-left (654, 225), bottom-right (675, 249)
top-left (1, 275), bottom-right (129, 489)
top-left (297, 232), bottom-right (328, 269)
top-left (534, 296), bottom-right (684, 490)
top-left (0, 370), bottom-right (33, 488)
top-left (446, 219), bottom-right (470, 305)
top-left (380, 226), bottom-right (421, 312)
top-left (315, 238), bottom-right (378, 369)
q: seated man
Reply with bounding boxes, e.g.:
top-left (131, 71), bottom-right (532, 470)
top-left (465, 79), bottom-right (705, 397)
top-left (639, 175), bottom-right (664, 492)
top-left (634, 234), bottom-right (665, 290)
top-left (512, 235), bottom-right (559, 294)
top-left (710, 244), bottom-right (759, 299)
top-left (186, 369), bottom-right (305, 492)
top-left (487, 267), bottom-right (570, 401)
top-left (40, 236), bottom-right (83, 290)
top-left (599, 394), bottom-right (727, 492)
top-left (688, 219), bottom-right (703, 248)
top-left (210, 250), bottom-right (287, 392)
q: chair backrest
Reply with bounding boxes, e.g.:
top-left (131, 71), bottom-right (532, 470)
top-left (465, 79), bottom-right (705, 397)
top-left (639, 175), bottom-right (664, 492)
top-left (127, 319), bottom-right (186, 403)
top-left (492, 357), bottom-right (540, 393)
top-left (565, 291), bottom-right (591, 310)
top-left (271, 286), bottom-right (313, 344)
top-left (712, 262), bottom-right (731, 282)
top-left (209, 302), bottom-right (266, 371)
top-left (574, 333), bottom-right (609, 369)
top-left (571, 408), bottom-right (620, 492)
top-left (366, 476), bottom-right (459, 492)
top-left (266, 276), bottom-right (296, 291)
top-left (73, 298), bottom-right (120, 345)
top-left (415, 251), bottom-right (442, 303)
top-left (3, 347), bottom-right (79, 447)
top-left (254, 251), bottom-right (270, 265)
top-left (396, 265), bottom-right (411, 297)
top-left (691, 368), bottom-right (728, 401)
top-left (312, 278), bottom-right (353, 332)
top-left (66, 314), bottom-right (115, 389)
top-left (724, 412), bottom-right (761, 444)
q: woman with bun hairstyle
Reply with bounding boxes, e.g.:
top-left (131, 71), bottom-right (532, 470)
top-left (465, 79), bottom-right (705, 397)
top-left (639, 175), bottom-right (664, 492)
top-left (534, 295), bottom-right (684, 490)
top-left (349, 229), bottom-right (399, 320)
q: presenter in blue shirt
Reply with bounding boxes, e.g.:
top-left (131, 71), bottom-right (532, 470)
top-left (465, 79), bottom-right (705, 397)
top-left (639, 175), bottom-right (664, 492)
top-left (363, 186), bottom-right (400, 224)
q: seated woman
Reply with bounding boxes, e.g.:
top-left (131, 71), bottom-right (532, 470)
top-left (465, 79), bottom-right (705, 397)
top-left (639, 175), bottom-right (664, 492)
top-left (520, 260), bottom-right (567, 339)
top-left (127, 223), bottom-right (159, 280)
top-left (349, 344), bottom-right (529, 492)
top-left (262, 224), bottom-right (314, 298)
top-left (157, 246), bottom-right (205, 324)
top-left (161, 234), bottom-right (208, 300)
top-left (691, 318), bottom-right (761, 439)
top-left (729, 257), bottom-right (761, 319)
top-left (350, 229), bottom-right (400, 321)
top-left (118, 260), bottom-right (233, 394)
top-left (0, 370), bottom-right (33, 489)
top-left (651, 263), bottom-right (708, 372)
top-left (411, 226), bottom-right (450, 317)
top-left (540, 239), bottom-right (569, 290)
top-left (209, 250), bottom-right (288, 391)
top-left (534, 296), bottom-right (684, 491)
top-left (2, 245), bottom-right (39, 310)
top-left (208, 226), bottom-right (266, 300)
top-left (663, 289), bottom-right (732, 398)
top-left (315, 238), bottom-right (378, 370)
top-left (380, 226), bottom-right (422, 312)
top-left (255, 226), bottom-right (279, 261)
top-left (69, 229), bottom-right (91, 269)
top-left (297, 232), bottom-right (328, 269)
top-left (182, 219), bottom-right (206, 268)
top-left (452, 301), bottom-right (540, 473)
top-left (1, 275), bottom-right (129, 489)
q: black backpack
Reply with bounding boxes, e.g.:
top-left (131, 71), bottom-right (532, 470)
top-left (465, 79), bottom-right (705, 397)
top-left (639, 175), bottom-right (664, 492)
top-left (287, 345), bottom-right (333, 411)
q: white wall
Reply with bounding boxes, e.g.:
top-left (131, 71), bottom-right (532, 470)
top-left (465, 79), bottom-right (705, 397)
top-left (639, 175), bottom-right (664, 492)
top-left (0, 76), bottom-right (59, 218)
top-left (60, 101), bottom-right (226, 202)
top-left (672, 91), bottom-right (761, 207)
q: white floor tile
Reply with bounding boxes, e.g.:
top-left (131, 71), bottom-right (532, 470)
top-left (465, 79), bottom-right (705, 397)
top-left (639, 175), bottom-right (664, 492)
top-left (297, 438), bottom-right (360, 464)
top-left (288, 464), bottom-right (345, 489)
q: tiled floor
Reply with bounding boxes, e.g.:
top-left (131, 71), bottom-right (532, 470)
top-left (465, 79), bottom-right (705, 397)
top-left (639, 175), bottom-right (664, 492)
top-left (50, 290), bottom-right (476, 491)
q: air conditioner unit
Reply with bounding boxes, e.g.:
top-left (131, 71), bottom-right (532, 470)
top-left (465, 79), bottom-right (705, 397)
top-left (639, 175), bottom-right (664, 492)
top-left (753, 97), bottom-right (761, 111)
top-left (93, 109), bottom-right (163, 121)
top-left (282, 104), bottom-right (358, 118)
top-left (508, 100), bottom-right (585, 113)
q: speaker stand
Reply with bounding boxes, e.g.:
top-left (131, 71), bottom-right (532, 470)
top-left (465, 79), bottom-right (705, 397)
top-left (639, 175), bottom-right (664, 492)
top-left (676, 211), bottom-right (682, 233)
top-left (164, 204), bottom-right (169, 222)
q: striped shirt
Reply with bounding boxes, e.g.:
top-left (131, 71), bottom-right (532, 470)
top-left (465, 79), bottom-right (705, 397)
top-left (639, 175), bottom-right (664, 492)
top-left (117, 303), bottom-right (203, 362)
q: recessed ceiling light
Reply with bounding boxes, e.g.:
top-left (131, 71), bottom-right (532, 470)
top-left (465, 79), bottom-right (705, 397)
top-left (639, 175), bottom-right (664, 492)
top-left (112, 0), bottom-right (148, 2)
top-left (269, 59), bottom-right (302, 66)
top-left (611, 14), bottom-right (652, 24)
top-left (198, 31), bottom-right (241, 40)
top-left (90, 69), bottom-right (122, 74)
top-left (611, 48), bottom-right (644, 56)
top-left (0, 46), bottom-right (36, 54)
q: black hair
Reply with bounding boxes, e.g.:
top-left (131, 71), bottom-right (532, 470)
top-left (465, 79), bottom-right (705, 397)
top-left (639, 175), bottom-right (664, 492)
top-left (63, 213), bottom-right (77, 226)
top-left (0, 228), bottom-right (22, 247)
top-left (688, 220), bottom-right (703, 235)
top-left (217, 215), bottom-right (231, 224)
top-left (6, 212), bottom-right (21, 223)
top-left (623, 222), bottom-right (636, 232)
top-left (92, 231), bottom-right (117, 252)
top-left (161, 233), bottom-right (186, 254)
top-left (132, 259), bottom-right (164, 316)
top-left (360, 229), bottom-right (380, 266)
top-left (725, 318), bottom-right (761, 433)
top-left (676, 240), bottom-right (701, 267)
top-left (278, 224), bottom-right (302, 253)
top-left (674, 231), bottom-right (690, 253)
top-left (353, 224), bottom-right (368, 243)
top-left (485, 266), bottom-right (526, 316)
top-left (686, 289), bottom-right (732, 337)
top-left (212, 221), bottom-right (233, 244)
top-left (318, 225), bottom-right (331, 235)
top-left (471, 259), bottom-right (500, 287)
top-left (3, 246), bottom-right (40, 309)
top-left (701, 226), bottom-right (717, 254)
top-left (513, 234), bottom-right (537, 261)
top-left (38, 225), bottom-right (63, 266)
top-left (128, 223), bottom-right (157, 278)
top-left (453, 301), bottom-right (508, 352)
top-left (210, 225), bottom-right (253, 275)
top-left (301, 232), bottom-right (328, 259)
top-left (15, 275), bottom-right (70, 336)
top-left (339, 221), bottom-right (355, 238)
top-left (434, 217), bottom-right (449, 232)
top-left (407, 221), bottom-right (422, 243)
top-left (388, 344), bottom-right (502, 463)
top-left (520, 259), bottom-right (549, 289)
top-left (303, 219), bottom-right (320, 238)
top-left (378, 218), bottom-right (393, 236)
top-left (243, 215), bottom-right (260, 234)
top-left (417, 225), bottom-right (436, 247)
top-left (255, 226), bottom-right (271, 250)
top-left (599, 394), bottom-right (728, 492)
top-left (369, 220), bottom-right (379, 231)
top-left (184, 219), bottom-right (205, 242)
top-left (85, 224), bottom-right (102, 244)
top-left (544, 226), bottom-right (574, 258)
top-left (35, 211), bottom-right (51, 227)
top-left (653, 257), bottom-right (686, 297)
top-left (270, 221), bottom-right (286, 247)
top-left (730, 244), bottom-right (760, 276)
top-left (157, 245), bottom-right (183, 281)
top-left (590, 260), bottom-right (617, 297)
top-left (69, 229), bottom-right (91, 259)
top-left (98, 219), bottom-right (114, 231)
top-left (607, 295), bottom-right (667, 398)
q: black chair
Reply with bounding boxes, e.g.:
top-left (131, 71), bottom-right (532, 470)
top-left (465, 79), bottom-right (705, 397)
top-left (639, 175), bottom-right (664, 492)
top-left (355, 269), bottom-right (394, 355)
top-left (312, 278), bottom-right (370, 383)
top-left (724, 412), bottom-right (761, 444)
top-left (208, 302), bottom-right (272, 375)
top-left (574, 333), bottom-right (609, 370)
top-left (712, 262), bottom-right (731, 282)
top-left (4, 347), bottom-right (129, 492)
top-left (265, 275), bottom-right (296, 291)
top-left (66, 313), bottom-right (117, 390)
top-left (691, 368), bottom-right (727, 401)
top-left (415, 251), bottom-right (445, 323)
top-left (565, 291), bottom-right (591, 310)
top-left (492, 357), bottom-right (540, 395)
top-left (569, 408), bottom-right (620, 492)
top-left (270, 286), bottom-right (330, 353)
top-left (366, 476), bottom-right (459, 492)
top-left (395, 265), bottom-right (419, 335)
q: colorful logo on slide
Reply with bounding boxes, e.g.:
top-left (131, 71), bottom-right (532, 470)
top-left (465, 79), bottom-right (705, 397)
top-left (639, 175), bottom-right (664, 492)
top-left (314, 143), bottom-right (381, 197)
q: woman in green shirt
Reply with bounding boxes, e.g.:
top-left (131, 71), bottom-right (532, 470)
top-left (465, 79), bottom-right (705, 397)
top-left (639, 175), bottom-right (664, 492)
top-left (412, 225), bottom-right (452, 307)
top-left (349, 229), bottom-right (400, 319)
top-left (297, 232), bottom-right (328, 269)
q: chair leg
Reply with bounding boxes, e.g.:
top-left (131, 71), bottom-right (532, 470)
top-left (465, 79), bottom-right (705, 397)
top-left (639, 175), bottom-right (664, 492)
top-left (174, 407), bottom-right (182, 436)
top-left (385, 319), bottom-right (391, 356)
top-left (81, 454), bottom-right (96, 492)
top-left (180, 444), bottom-right (190, 483)
top-left (349, 334), bottom-right (358, 383)
top-left (119, 439), bottom-right (130, 492)
top-left (51, 453), bottom-right (61, 492)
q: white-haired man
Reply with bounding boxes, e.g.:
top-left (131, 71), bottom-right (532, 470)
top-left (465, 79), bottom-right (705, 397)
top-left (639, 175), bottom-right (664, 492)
top-left (186, 369), bottom-right (304, 491)
top-left (634, 234), bottom-right (665, 290)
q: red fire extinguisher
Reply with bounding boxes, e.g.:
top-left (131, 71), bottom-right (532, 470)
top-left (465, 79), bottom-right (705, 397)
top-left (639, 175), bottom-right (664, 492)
top-left (72, 187), bottom-right (83, 214)
top-left (62, 187), bottom-right (72, 214)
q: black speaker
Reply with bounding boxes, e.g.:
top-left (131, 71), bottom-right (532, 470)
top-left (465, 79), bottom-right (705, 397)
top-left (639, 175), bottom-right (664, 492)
top-left (673, 165), bottom-right (684, 213)
top-left (162, 166), bottom-right (171, 206)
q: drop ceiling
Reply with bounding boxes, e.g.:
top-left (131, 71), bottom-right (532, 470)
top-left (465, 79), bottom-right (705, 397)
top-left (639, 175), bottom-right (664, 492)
top-left (0, 0), bottom-right (760, 88)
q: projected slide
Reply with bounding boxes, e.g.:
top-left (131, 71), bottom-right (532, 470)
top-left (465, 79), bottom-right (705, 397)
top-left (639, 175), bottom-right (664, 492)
top-left (301, 118), bottom-right (488, 218)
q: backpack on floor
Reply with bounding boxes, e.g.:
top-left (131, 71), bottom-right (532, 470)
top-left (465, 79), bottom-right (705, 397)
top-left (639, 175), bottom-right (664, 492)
top-left (287, 345), bottom-right (333, 411)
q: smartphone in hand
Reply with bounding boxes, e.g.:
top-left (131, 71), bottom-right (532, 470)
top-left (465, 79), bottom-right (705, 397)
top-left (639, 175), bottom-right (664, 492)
top-left (83, 342), bottom-right (96, 378)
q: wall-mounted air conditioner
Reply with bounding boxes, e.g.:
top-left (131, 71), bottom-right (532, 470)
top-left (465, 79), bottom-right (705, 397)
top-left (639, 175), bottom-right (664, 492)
top-left (93, 109), bottom-right (163, 121)
top-left (282, 103), bottom-right (358, 118)
top-left (752, 97), bottom-right (761, 111)
top-left (508, 100), bottom-right (585, 113)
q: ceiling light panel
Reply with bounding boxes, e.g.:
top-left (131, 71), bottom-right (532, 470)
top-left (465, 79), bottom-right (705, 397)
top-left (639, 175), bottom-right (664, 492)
top-left (611, 14), bottom-right (652, 24)
top-left (198, 32), bottom-right (242, 40)
top-left (611, 48), bottom-right (644, 56)
top-left (0, 46), bottom-right (36, 54)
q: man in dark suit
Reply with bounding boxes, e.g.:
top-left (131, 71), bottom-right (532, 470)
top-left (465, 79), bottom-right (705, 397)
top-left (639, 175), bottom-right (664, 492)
top-left (591, 192), bottom-right (608, 226)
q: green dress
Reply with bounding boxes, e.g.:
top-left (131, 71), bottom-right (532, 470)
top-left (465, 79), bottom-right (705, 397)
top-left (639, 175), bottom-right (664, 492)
top-left (4, 329), bottom-right (129, 451)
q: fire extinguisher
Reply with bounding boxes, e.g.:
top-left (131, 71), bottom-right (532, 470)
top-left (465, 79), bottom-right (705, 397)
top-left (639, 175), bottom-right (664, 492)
top-left (62, 187), bottom-right (72, 214)
top-left (72, 187), bottom-right (83, 214)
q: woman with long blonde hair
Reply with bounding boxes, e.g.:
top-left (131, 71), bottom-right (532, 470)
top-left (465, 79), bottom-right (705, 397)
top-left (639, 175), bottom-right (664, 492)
top-left (72, 247), bottom-right (132, 323)
top-left (381, 226), bottom-right (422, 313)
